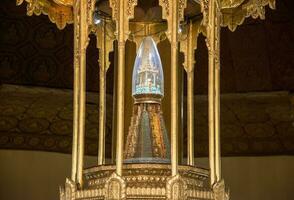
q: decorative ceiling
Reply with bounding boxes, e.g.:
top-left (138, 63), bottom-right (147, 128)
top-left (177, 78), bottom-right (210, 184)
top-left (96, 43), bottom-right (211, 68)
top-left (0, 0), bottom-right (293, 157)
top-left (0, 0), bottom-right (294, 94)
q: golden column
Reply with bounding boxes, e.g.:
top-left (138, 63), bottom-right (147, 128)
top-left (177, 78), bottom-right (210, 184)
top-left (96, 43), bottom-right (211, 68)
top-left (72, 0), bottom-right (89, 186)
top-left (180, 20), bottom-right (201, 166)
top-left (71, 0), bottom-right (79, 181)
top-left (96, 21), bottom-right (114, 166)
top-left (160, 0), bottom-right (186, 177)
top-left (111, 42), bottom-right (118, 163)
top-left (186, 22), bottom-right (195, 166)
top-left (109, 0), bottom-right (137, 176)
top-left (170, 0), bottom-right (179, 177)
top-left (116, 38), bottom-right (125, 176)
top-left (206, 0), bottom-right (222, 186)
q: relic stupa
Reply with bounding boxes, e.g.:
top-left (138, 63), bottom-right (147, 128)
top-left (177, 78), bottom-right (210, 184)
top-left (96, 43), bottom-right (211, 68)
top-left (124, 37), bottom-right (170, 163)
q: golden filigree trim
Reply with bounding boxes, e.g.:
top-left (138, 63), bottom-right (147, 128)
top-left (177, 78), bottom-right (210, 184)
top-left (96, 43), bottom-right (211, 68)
top-left (149, 105), bottom-right (167, 158)
top-left (221, 0), bottom-right (276, 31)
top-left (53, 0), bottom-right (73, 6)
top-left (17, 0), bottom-right (73, 30)
top-left (124, 104), bottom-right (141, 159)
top-left (221, 0), bottom-right (246, 9)
top-left (213, 180), bottom-right (230, 200)
top-left (105, 172), bottom-right (126, 200)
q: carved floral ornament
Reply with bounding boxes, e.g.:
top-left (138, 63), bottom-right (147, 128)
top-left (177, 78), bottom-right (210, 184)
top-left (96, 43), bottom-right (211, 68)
top-left (16, 0), bottom-right (74, 29)
top-left (17, 0), bottom-right (276, 33)
top-left (109, 0), bottom-right (137, 42)
top-left (220, 0), bottom-right (276, 31)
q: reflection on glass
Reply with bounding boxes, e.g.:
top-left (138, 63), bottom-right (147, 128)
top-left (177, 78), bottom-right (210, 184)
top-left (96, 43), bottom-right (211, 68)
top-left (132, 37), bottom-right (164, 97)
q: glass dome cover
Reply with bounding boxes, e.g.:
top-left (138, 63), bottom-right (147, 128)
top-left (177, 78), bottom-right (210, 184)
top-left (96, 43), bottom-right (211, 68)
top-left (132, 37), bottom-right (164, 97)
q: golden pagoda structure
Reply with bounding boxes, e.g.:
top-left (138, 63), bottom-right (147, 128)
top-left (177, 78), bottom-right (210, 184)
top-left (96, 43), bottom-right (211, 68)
top-left (16, 0), bottom-right (276, 199)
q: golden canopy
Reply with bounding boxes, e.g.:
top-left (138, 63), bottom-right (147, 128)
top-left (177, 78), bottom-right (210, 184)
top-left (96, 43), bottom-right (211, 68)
top-left (17, 0), bottom-right (275, 31)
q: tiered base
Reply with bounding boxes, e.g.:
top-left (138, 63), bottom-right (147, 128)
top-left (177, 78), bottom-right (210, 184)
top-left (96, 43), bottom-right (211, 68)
top-left (60, 163), bottom-right (215, 200)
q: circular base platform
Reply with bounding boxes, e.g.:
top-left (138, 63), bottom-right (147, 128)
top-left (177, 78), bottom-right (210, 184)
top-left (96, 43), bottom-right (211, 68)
top-left (77, 163), bottom-right (214, 199)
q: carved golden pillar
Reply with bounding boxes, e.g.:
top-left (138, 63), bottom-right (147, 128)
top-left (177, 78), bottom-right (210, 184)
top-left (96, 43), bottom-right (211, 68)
top-left (170, 6), bottom-right (178, 177)
top-left (178, 53), bottom-right (184, 165)
top-left (116, 39), bottom-right (125, 175)
top-left (111, 41), bottom-right (118, 164)
top-left (109, 0), bottom-right (137, 176)
top-left (169, 16), bottom-right (179, 177)
top-left (187, 62), bottom-right (194, 165)
top-left (160, 0), bottom-right (186, 177)
top-left (180, 21), bottom-right (200, 166)
top-left (72, 0), bottom-right (90, 186)
top-left (96, 21), bottom-right (114, 166)
top-left (206, 0), bottom-right (222, 186)
top-left (71, 0), bottom-right (79, 181)
top-left (214, 3), bottom-right (222, 183)
top-left (98, 49), bottom-right (106, 165)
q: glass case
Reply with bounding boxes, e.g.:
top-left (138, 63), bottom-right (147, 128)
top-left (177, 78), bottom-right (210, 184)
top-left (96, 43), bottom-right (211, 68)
top-left (132, 37), bottom-right (164, 97)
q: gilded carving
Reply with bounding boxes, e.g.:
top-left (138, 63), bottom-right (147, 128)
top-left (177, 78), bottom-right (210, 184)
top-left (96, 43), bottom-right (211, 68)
top-left (17, 0), bottom-right (73, 30)
top-left (109, 0), bottom-right (137, 41)
top-left (199, 0), bottom-right (275, 32)
top-left (213, 180), bottom-right (230, 200)
top-left (71, 0), bottom-right (91, 185)
top-left (108, 0), bottom-right (138, 179)
top-left (166, 175), bottom-right (187, 200)
top-left (87, 0), bottom-right (96, 29)
top-left (124, 108), bottom-right (140, 158)
top-left (129, 22), bottom-right (167, 49)
top-left (206, 0), bottom-right (221, 67)
top-left (221, 0), bottom-right (245, 9)
top-left (200, 0), bottom-right (209, 27)
top-left (244, 0), bottom-right (275, 20)
top-left (180, 21), bottom-right (201, 73)
top-left (109, 0), bottom-right (119, 20)
top-left (150, 110), bottom-right (167, 158)
top-left (177, 0), bottom-right (187, 20)
top-left (105, 172), bottom-right (126, 200)
top-left (205, 0), bottom-right (222, 187)
top-left (60, 178), bottom-right (76, 200)
top-left (81, 164), bottom-right (211, 199)
top-left (94, 20), bottom-right (115, 165)
top-left (221, 0), bottom-right (276, 31)
top-left (159, 0), bottom-right (170, 18)
top-left (179, 20), bottom-right (202, 166)
top-left (127, 0), bottom-right (137, 17)
top-left (159, 0), bottom-right (186, 42)
top-left (53, 0), bottom-right (73, 6)
top-left (16, 0), bottom-right (276, 32)
top-left (159, 0), bottom-right (187, 179)
top-left (95, 21), bottom-right (115, 72)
